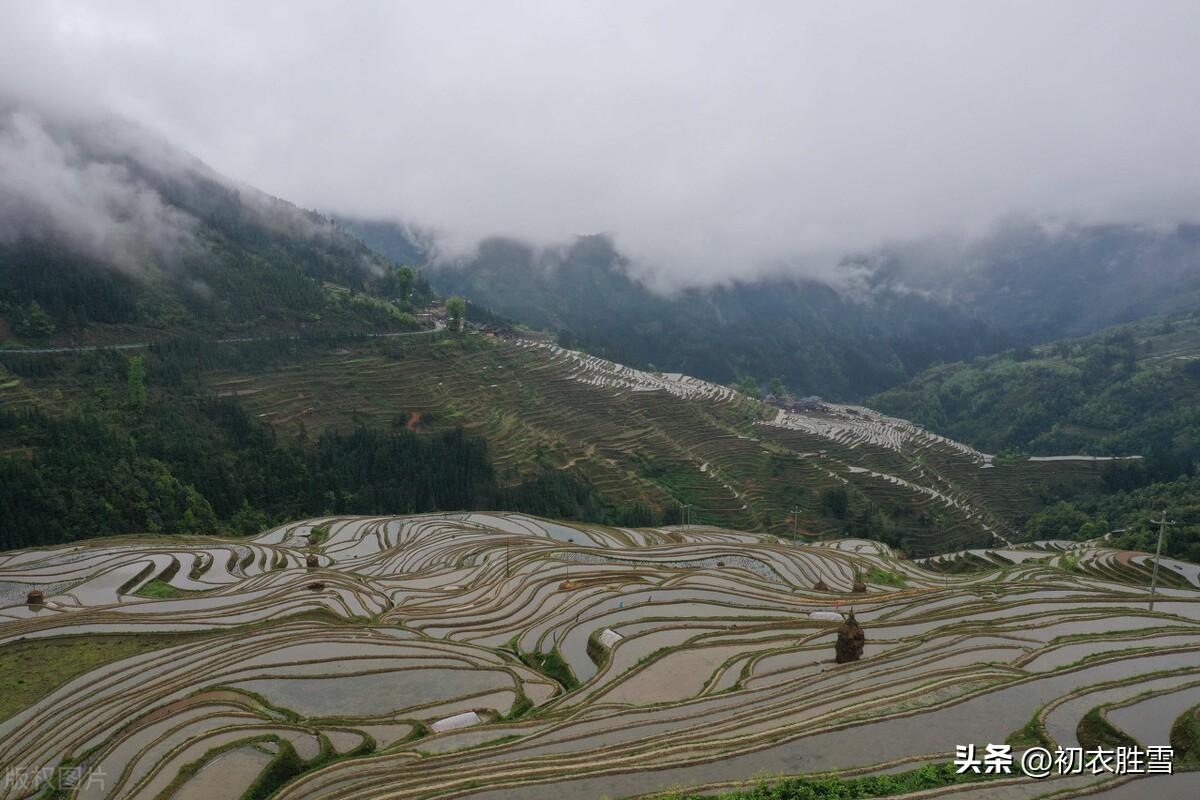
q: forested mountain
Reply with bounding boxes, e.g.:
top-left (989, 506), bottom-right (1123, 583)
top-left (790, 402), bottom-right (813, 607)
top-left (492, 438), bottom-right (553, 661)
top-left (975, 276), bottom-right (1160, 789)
top-left (343, 227), bottom-right (1007, 399)
top-left (859, 220), bottom-right (1200, 344)
top-left (3, 108), bottom-right (1198, 562)
top-left (0, 108), bottom-right (426, 344)
top-left (0, 339), bottom-right (625, 550)
top-left (344, 219), bottom-right (1200, 401)
top-left (871, 312), bottom-right (1200, 561)
top-left (7, 105), bottom-right (1198, 402)
top-left (870, 312), bottom-right (1200, 468)
top-left (0, 331), bottom-right (1102, 554)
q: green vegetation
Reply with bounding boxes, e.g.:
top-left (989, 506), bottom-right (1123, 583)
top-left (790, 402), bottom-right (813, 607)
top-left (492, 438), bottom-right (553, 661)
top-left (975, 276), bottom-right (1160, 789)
top-left (1171, 705), bottom-right (1200, 764)
top-left (358, 219), bottom-right (1200, 401)
top-left (373, 264), bottom-right (432, 313)
top-left (586, 632), bottom-right (611, 668)
top-left (871, 314), bottom-right (1200, 466)
top-left (0, 341), bottom-right (650, 549)
top-left (1077, 707), bottom-right (1139, 750)
top-left (1028, 475), bottom-right (1200, 562)
top-left (446, 295), bottom-right (467, 331)
top-left (134, 578), bottom-right (193, 599)
top-left (0, 329), bottom-right (1102, 554)
top-left (731, 376), bottom-right (762, 399)
top-left (0, 137), bottom-right (432, 345)
top-left (1006, 713), bottom-right (1053, 748)
top-left (126, 355), bottom-right (147, 409)
top-left (519, 649), bottom-right (578, 691)
top-left (821, 487), bottom-right (849, 518)
top-left (660, 762), bottom-right (990, 799)
top-left (350, 225), bottom-right (1010, 399)
top-left (873, 313), bottom-right (1200, 560)
top-left (241, 738), bottom-right (308, 800)
top-left (865, 566), bottom-right (906, 588)
top-left (8, 300), bottom-right (57, 338)
top-left (503, 691), bottom-right (534, 721)
top-left (309, 523), bottom-right (331, 547)
top-left (0, 633), bottom-right (208, 720)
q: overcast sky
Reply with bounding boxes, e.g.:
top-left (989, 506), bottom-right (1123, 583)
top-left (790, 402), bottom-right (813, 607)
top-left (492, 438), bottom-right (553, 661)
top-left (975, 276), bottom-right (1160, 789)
top-left (2, 1), bottom-right (1199, 284)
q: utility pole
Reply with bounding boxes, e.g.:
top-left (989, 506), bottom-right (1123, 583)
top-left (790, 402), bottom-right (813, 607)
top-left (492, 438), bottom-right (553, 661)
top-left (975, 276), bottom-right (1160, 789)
top-left (1148, 510), bottom-right (1176, 612)
top-left (505, 537), bottom-right (510, 579)
top-left (791, 506), bottom-right (801, 542)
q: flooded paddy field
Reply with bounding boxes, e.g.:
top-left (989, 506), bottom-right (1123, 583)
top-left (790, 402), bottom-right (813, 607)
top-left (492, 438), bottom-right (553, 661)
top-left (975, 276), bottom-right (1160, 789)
top-left (1, 513), bottom-right (1197, 799)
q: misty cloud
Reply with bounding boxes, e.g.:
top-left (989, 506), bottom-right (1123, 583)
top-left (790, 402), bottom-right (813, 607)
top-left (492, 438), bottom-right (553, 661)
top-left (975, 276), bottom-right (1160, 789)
top-left (2, 1), bottom-right (1200, 286)
top-left (0, 98), bottom-right (378, 284)
top-left (0, 107), bottom-right (201, 273)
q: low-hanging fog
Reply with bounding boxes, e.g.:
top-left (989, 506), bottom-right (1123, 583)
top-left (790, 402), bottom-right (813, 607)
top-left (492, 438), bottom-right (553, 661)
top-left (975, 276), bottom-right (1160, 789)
top-left (2, 0), bottom-right (1199, 287)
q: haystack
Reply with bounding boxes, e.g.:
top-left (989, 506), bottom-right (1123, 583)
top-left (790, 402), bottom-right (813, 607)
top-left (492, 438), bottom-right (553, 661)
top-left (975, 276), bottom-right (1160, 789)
top-left (835, 609), bottom-right (865, 663)
top-left (26, 588), bottom-right (45, 605)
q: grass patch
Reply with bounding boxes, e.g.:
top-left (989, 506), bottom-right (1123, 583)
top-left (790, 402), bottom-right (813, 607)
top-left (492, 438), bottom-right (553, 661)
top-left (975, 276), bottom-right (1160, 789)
top-left (866, 566), bottom-right (907, 588)
top-left (0, 613), bottom-right (351, 725)
top-left (503, 691), bottom-right (533, 721)
top-left (0, 633), bottom-right (210, 721)
top-left (241, 737), bottom-right (308, 800)
top-left (1170, 704), bottom-right (1200, 764)
top-left (586, 632), bottom-right (610, 668)
top-left (134, 578), bottom-right (199, 599)
top-left (1006, 713), bottom-right (1053, 748)
top-left (518, 649), bottom-right (579, 691)
top-left (309, 523), bottom-right (331, 548)
top-left (1077, 707), bottom-right (1138, 750)
top-left (660, 761), bottom-right (993, 799)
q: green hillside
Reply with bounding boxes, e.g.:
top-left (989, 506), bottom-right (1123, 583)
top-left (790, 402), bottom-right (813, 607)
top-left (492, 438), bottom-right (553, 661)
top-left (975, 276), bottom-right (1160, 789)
top-left (347, 219), bottom-right (1200, 401)
top-left (0, 116), bottom-right (1190, 562)
top-left (870, 312), bottom-right (1200, 470)
top-left (871, 312), bottom-right (1200, 560)
top-left (0, 331), bottom-right (1101, 555)
top-left (345, 226), bottom-right (1008, 399)
top-left (0, 113), bottom-right (432, 346)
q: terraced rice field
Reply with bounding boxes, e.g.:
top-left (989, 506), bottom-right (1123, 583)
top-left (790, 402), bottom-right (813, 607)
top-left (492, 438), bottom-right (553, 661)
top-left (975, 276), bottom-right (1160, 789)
top-left (2, 514), bottom-right (1198, 798)
top-left (195, 334), bottom-right (1103, 552)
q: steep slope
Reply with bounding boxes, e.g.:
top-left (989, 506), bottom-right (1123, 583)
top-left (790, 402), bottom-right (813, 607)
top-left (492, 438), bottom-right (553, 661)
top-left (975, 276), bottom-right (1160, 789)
top-left (1, 330), bottom-right (1103, 555)
top-left (344, 225), bottom-right (1006, 399)
top-left (871, 312), bottom-right (1200, 562)
top-left (870, 312), bottom-right (1200, 469)
top-left (0, 107), bottom-right (418, 345)
top-left (864, 220), bottom-right (1200, 344)
top-left (345, 218), bottom-right (1200, 401)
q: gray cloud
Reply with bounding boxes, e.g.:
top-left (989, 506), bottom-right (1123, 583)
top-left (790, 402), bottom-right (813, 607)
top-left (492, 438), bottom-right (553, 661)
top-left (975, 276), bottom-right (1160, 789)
top-left (2, 1), bottom-right (1199, 286)
top-left (0, 99), bottom-right (373, 281)
top-left (0, 107), bottom-right (202, 273)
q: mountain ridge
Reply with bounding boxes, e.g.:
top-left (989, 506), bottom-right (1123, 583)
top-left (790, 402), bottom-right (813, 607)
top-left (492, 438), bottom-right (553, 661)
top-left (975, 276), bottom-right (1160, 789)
top-left (0, 326), bottom-right (1108, 555)
top-left (0, 107), bottom-right (425, 346)
top-left (344, 217), bottom-right (1200, 401)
